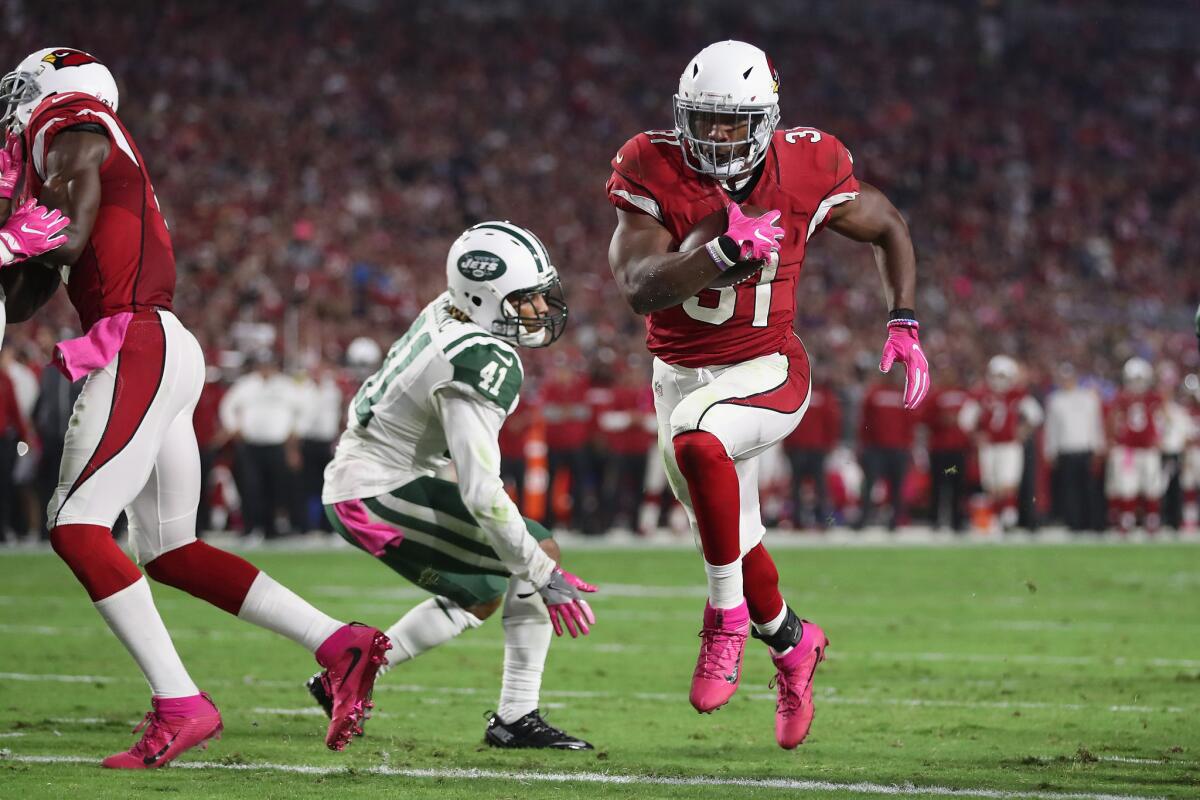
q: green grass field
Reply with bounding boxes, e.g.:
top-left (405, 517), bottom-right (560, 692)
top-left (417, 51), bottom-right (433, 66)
top-left (1, 541), bottom-right (1198, 799)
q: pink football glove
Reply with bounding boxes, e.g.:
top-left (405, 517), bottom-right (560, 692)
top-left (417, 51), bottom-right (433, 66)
top-left (0, 135), bottom-right (22, 200)
top-left (0, 199), bottom-right (71, 266)
top-left (537, 567), bottom-right (597, 638)
top-left (724, 202), bottom-right (784, 262)
top-left (879, 319), bottom-right (931, 409)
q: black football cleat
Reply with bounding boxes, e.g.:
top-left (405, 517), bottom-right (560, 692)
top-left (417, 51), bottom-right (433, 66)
top-left (484, 709), bottom-right (593, 750)
top-left (306, 672), bottom-right (333, 718)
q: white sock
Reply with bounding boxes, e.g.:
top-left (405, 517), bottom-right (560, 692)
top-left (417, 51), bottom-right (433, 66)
top-left (94, 577), bottom-right (199, 699)
top-left (236, 572), bottom-right (344, 653)
top-left (383, 596), bottom-right (482, 673)
top-left (498, 580), bottom-right (551, 723)
top-left (752, 604), bottom-right (788, 638)
top-left (704, 559), bottom-right (744, 609)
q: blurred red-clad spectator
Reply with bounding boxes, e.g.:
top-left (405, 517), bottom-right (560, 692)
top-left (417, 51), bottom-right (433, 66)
top-left (193, 373), bottom-right (228, 535)
top-left (541, 358), bottom-right (596, 530)
top-left (856, 379), bottom-right (916, 530)
top-left (595, 367), bottom-right (656, 531)
top-left (0, 368), bottom-right (29, 541)
top-left (782, 383), bottom-right (842, 529)
top-left (922, 373), bottom-right (972, 532)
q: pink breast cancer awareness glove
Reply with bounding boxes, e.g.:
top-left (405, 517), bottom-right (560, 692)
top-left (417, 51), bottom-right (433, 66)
top-left (724, 202), bottom-right (784, 262)
top-left (0, 135), bottom-right (23, 200)
top-left (879, 318), bottom-right (931, 410)
top-left (0, 199), bottom-right (71, 266)
top-left (537, 567), bottom-right (598, 638)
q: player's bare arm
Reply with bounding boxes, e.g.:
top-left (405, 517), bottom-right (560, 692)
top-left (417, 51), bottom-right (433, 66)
top-left (3, 130), bottom-right (107, 322)
top-left (825, 181), bottom-right (916, 311)
top-left (608, 207), bottom-right (723, 314)
top-left (33, 129), bottom-right (109, 267)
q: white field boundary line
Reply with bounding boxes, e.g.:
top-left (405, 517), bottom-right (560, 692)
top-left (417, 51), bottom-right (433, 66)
top-left (4, 620), bottom-right (1199, 669)
top-left (0, 674), bottom-right (1185, 716)
top-left (2, 527), bottom-right (1198, 557)
top-left (0, 753), bottom-right (1171, 800)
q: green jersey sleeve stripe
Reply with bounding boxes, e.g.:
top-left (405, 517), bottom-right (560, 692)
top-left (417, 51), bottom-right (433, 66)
top-left (442, 330), bottom-right (492, 355)
top-left (444, 334), bottom-right (509, 362)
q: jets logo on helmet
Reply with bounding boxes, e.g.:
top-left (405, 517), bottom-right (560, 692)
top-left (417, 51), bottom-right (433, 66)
top-left (41, 49), bottom-right (100, 70)
top-left (445, 221), bottom-right (568, 349)
top-left (457, 251), bottom-right (507, 281)
top-left (0, 47), bottom-right (118, 134)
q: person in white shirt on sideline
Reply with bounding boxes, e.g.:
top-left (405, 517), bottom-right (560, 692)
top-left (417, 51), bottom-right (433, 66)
top-left (294, 357), bottom-right (346, 532)
top-left (219, 350), bottom-right (305, 538)
top-left (1043, 365), bottom-right (1105, 531)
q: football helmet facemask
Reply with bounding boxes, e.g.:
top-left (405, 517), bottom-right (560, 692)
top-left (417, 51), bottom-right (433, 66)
top-left (673, 40), bottom-right (781, 180)
top-left (0, 48), bottom-right (118, 135)
top-left (446, 221), bottom-right (567, 349)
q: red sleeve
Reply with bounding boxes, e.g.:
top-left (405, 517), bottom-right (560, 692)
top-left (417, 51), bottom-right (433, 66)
top-left (26, 93), bottom-right (128, 180)
top-left (605, 134), bottom-right (665, 221)
top-left (808, 132), bottom-right (860, 238)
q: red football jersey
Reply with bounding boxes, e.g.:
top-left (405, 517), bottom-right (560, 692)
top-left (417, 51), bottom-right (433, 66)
top-left (970, 388), bottom-right (1037, 444)
top-left (23, 93), bottom-right (175, 332)
top-left (859, 384), bottom-right (915, 449)
top-left (607, 127), bottom-right (859, 367)
top-left (1107, 391), bottom-right (1161, 449)
top-left (924, 386), bottom-right (971, 451)
top-left (784, 384), bottom-right (841, 450)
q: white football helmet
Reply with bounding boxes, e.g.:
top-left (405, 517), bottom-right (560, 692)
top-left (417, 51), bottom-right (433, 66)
top-left (674, 40), bottom-right (781, 180)
top-left (986, 355), bottom-right (1019, 392)
top-left (445, 221), bottom-right (567, 348)
top-left (1122, 357), bottom-right (1153, 392)
top-left (346, 336), bottom-right (383, 369)
top-left (0, 48), bottom-right (118, 135)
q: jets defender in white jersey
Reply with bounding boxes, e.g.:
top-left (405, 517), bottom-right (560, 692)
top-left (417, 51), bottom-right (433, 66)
top-left (314, 221), bottom-right (598, 749)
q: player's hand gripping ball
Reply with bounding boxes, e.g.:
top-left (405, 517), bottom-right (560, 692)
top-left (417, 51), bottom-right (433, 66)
top-left (679, 204), bottom-right (775, 288)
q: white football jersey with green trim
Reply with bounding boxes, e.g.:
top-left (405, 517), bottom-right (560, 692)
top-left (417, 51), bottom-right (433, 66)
top-left (322, 292), bottom-right (524, 503)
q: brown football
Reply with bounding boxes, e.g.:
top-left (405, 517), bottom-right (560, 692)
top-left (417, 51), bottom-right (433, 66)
top-left (678, 204), bottom-right (769, 289)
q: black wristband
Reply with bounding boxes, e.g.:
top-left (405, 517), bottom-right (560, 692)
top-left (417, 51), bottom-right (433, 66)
top-left (889, 308), bottom-right (918, 323)
top-left (716, 235), bottom-right (740, 262)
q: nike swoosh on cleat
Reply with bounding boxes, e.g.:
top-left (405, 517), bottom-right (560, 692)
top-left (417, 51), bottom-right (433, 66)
top-left (338, 647), bottom-right (363, 690)
top-left (142, 732), bottom-right (180, 765)
top-left (725, 666), bottom-right (739, 684)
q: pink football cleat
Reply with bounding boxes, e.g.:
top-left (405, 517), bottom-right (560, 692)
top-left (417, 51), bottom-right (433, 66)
top-left (770, 620), bottom-right (829, 749)
top-left (313, 622), bottom-right (390, 751)
top-left (689, 600), bottom-right (750, 713)
top-left (102, 692), bottom-right (222, 769)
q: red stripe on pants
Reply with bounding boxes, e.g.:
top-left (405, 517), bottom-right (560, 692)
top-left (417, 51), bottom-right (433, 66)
top-left (58, 313), bottom-right (167, 517)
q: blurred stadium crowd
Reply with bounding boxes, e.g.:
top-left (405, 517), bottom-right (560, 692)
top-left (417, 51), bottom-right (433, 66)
top-left (0, 0), bottom-right (1197, 540)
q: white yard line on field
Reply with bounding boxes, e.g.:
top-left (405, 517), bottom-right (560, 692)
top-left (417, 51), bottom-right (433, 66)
top-left (0, 672), bottom-right (1189, 715)
top-left (0, 753), bottom-right (1171, 800)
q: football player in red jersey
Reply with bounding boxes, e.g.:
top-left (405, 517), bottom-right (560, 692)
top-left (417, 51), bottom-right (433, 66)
top-left (606, 41), bottom-right (930, 748)
top-left (958, 356), bottom-right (1043, 533)
top-left (0, 48), bottom-right (389, 767)
top-left (1105, 357), bottom-right (1165, 533)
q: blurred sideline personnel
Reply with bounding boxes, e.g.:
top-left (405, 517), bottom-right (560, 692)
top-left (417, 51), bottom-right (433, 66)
top-left (922, 372), bottom-right (971, 532)
top-left (606, 41), bottom-right (929, 748)
top-left (0, 48), bottom-right (388, 766)
top-left (1182, 373), bottom-right (1200, 530)
top-left (781, 380), bottom-right (840, 529)
top-left (317, 223), bottom-right (596, 749)
top-left (1105, 358), bottom-right (1163, 533)
top-left (856, 375), bottom-right (915, 531)
top-left (959, 356), bottom-right (1043, 532)
top-left (1042, 365), bottom-right (1104, 531)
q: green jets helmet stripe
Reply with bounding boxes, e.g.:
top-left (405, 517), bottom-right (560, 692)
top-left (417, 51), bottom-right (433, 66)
top-left (450, 341), bottom-right (523, 410)
top-left (471, 222), bottom-right (550, 276)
